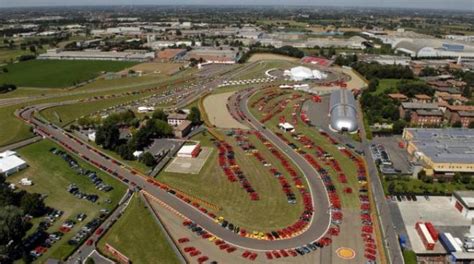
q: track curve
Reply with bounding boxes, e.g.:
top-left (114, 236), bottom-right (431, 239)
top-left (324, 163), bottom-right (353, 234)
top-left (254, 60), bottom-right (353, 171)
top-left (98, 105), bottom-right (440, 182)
top-left (16, 87), bottom-right (331, 251)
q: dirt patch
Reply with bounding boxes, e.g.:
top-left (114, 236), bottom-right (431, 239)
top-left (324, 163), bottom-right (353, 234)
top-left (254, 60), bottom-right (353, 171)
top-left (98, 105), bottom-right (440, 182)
top-left (127, 62), bottom-right (183, 75)
top-left (203, 92), bottom-right (248, 129)
top-left (248, 53), bottom-right (299, 62)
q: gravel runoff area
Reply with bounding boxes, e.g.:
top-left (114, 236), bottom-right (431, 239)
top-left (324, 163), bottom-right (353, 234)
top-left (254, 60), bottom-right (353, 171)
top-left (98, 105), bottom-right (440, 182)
top-left (203, 91), bottom-right (248, 129)
top-left (165, 147), bottom-right (213, 174)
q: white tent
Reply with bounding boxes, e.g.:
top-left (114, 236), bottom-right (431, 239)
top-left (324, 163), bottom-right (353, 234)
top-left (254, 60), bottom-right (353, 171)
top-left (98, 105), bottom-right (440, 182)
top-left (286, 66), bottom-right (328, 81)
top-left (0, 155), bottom-right (27, 176)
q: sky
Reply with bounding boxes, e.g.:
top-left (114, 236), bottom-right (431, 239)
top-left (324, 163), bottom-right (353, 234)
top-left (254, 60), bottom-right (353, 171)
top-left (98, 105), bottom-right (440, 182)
top-left (0, 0), bottom-right (473, 11)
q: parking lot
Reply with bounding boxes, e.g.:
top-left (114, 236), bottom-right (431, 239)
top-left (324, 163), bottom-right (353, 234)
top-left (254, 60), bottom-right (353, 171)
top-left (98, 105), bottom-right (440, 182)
top-left (388, 195), bottom-right (471, 254)
top-left (165, 147), bottom-right (212, 174)
top-left (370, 136), bottom-right (413, 175)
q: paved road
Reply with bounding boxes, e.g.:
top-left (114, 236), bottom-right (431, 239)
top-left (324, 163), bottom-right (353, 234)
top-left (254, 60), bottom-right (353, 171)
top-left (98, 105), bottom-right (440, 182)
top-left (356, 102), bottom-right (404, 264)
top-left (0, 136), bottom-right (42, 153)
top-left (16, 91), bottom-right (332, 251)
top-left (66, 190), bottom-right (134, 264)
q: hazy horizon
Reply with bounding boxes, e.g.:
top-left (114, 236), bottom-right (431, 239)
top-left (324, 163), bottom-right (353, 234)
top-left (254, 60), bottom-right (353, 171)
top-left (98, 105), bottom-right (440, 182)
top-left (0, 0), bottom-right (473, 11)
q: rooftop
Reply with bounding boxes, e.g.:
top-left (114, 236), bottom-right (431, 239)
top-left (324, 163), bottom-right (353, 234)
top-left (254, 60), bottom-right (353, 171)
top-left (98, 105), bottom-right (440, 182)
top-left (453, 191), bottom-right (474, 209)
top-left (405, 128), bottom-right (474, 164)
top-left (401, 102), bottom-right (439, 110)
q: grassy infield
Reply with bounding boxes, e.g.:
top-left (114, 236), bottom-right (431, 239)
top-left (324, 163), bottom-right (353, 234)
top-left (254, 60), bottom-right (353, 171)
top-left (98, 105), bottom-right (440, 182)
top-left (6, 58), bottom-right (360, 262)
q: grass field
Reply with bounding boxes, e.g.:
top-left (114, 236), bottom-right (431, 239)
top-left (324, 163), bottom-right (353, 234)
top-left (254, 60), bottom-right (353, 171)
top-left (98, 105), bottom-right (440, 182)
top-left (0, 49), bottom-right (37, 64)
top-left (97, 196), bottom-right (180, 264)
top-left (0, 60), bottom-right (137, 88)
top-left (7, 140), bottom-right (127, 262)
top-left (232, 60), bottom-right (298, 80)
top-left (158, 131), bottom-right (306, 232)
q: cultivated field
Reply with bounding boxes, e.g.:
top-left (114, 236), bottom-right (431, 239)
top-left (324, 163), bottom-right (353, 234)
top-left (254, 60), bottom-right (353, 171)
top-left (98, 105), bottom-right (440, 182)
top-left (248, 53), bottom-right (300, 62)
top-left (97, 196), bottom-right (180, 264)
top-left (203, 91), bottom-right (248, 129)
top-left (0, 60), bottom-right (137, 88)
top-left (8, 140), bottom-right (126, 262)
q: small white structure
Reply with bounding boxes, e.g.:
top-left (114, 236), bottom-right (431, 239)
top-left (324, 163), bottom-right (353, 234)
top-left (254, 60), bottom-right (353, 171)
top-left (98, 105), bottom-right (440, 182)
top-left (278, 122), bottom-right (295, 132)
top-left (284, 66), bottom-right (328, 81)
top-left (177, 143), bottom-right (201, 158)
top-left (0, 151), bottom-right (28, 176)
top-left (133, 151), bottom-right (144, 159)
top-left (137, 106), bottom-right (155, 113)
top-left (19, 178), bottom-right (33, 186)
top-left (451, 191), bottom-right (474, 219)
top-left (87, 131), bottom-right (96, 142)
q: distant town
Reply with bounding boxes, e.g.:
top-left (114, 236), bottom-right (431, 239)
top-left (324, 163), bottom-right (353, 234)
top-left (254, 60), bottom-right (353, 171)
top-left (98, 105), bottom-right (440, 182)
top-left (0, 5), bottom-right (473, 264)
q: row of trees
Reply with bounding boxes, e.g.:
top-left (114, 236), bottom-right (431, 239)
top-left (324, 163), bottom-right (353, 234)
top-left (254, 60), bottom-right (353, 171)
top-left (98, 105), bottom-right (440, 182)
top-left (95, 107), bottom-right (201, 166)
top-left (0, 84), bottom-right (17, 94)
top-left (239, 45), bottom-right (305, 63)
top-left (352, 62), bottom-right (414, 80)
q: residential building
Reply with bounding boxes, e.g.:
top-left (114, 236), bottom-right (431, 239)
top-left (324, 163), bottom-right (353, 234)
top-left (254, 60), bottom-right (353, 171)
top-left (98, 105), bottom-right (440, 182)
top-left (167, 112), bottom-right (188, 126)
top-left (174, 120), bottom-right (192, 138)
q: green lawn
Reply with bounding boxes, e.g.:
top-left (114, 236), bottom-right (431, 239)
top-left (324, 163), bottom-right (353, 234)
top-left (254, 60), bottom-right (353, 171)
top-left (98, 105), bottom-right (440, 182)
top-left (0, 49), bottom-right (37, 64)
top-left (0, 60), bottom-right (137, 88)
top-left (232, 60), bottom-right (298, 80)
top-left (158, 131), bottom-right (306, 232)
top-left (97, 196), bottom-right (180, 264)
top-left (373, 79), bottom-right (399, 95)
top-left (7, 140), bottom-right (127, 262)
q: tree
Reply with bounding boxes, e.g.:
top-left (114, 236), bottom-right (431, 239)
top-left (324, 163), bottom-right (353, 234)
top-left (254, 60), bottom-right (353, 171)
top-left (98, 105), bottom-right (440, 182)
top-left (0, 206), bottom-right (26, 255)
top-left (141, 152), bottom-right (157, 167)
top-left (452, 121), bottom-right (463, 128)
top-left (19, 192), bottom-right (46, 217)
top-left (95, 124), bottom-right (120, 150)
top-left (152, 109), bottom-right (167, 121)
top-left (392, 120), bottom-right (406, 134)
top-left (469, 121), bottom-right (474, 129)
top-left (368, 78), bottom-right (379, 93)
top-left (188, 107), bottom-right (201, 125)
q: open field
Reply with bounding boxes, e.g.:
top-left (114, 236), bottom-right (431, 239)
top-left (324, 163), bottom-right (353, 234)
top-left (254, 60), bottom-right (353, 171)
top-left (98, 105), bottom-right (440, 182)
top-left (97, 196), bottom-right (180, 264)
top-left (0, 60), bottom-right (137, 88)
top-left (158, 131), bottom-right (306, 232)
top-left (248, 53), bottom-right (299, 62)
top-left (203, 91), bottom-right (248, 129)
top-left (126, 62), bottom-right (184, 75)
top-left (7, 140), bottom-right (126, 262)
top-left (0, 49), bottom-right (37, 64)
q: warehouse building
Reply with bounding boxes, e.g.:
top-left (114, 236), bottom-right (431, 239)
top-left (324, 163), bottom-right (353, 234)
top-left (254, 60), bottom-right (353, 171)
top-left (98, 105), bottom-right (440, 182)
top-left (451, 191), bottom-right (474, 219)
top-left (328, 89), bottom-right (358, 133)
top-left (394, 39), bottom-right (474, 58)
top-left (38, 49), bottom-right (155, 62)
top-left (403, 128), bottom-right (474, 176)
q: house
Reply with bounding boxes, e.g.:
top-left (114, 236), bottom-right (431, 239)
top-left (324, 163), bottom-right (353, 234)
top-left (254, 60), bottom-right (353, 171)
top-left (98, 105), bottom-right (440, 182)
top-left (399, 102), bottom-right (440, 121)
top-left (410, 109), bottom-right (443, 126)
top-left (445, 105), bottom-right (474, 127)
top-left (388, 93), bottom-right (408, 102)
top-left (435, 91), bottom-right (469, 105)
top-left (177, 142), bottom-right (201, 158)
top-left (167, 112), bottom-right (188, 126)
top-left (0, 151), bottom-right (28, 176)
top-left (413, 94), bottom-right (432, 103)
top-left (174, 120), bottom-right (192, 138)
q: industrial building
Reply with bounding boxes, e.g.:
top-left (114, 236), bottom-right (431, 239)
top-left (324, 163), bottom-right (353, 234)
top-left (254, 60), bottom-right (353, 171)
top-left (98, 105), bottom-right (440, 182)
top-left (451, 191), bottom-right (474, 219)
top-left (38, 49), bottom-right (155, 62)
top-left (328, 89), bottom-right (358, 133)
top-left (284, 66), bottom-right (327, 81)
top-left (177, 143), bottom-right (201, 158)
top-left (403, 128), bottom-right (474, 176)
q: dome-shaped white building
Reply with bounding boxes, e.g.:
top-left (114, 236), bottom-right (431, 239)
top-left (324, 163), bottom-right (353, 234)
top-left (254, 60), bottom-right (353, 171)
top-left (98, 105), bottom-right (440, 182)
top-left (284, 66), bottom-right (327, 81)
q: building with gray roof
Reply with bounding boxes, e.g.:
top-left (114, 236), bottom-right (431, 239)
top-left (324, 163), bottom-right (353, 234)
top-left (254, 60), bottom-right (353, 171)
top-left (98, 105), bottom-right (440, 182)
top-left (403, 128), bottom-right (474, 176)
top-left (328, 89), bottom-right (358, 133)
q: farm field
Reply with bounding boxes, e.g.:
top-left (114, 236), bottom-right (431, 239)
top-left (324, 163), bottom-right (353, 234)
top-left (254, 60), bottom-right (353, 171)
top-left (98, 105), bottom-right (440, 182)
top-left (0, 60), bottom-right (137, 88)
top-left (97, 196), bottom-right (180, 264)
top-left (158, 131), bottom-right (307, 232)
top-left (7, 140), bottom-right (126, 262)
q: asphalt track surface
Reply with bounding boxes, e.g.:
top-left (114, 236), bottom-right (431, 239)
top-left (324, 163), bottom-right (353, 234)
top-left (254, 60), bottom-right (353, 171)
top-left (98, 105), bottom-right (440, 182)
top-left (15, 84), bottom-right (332, 252)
